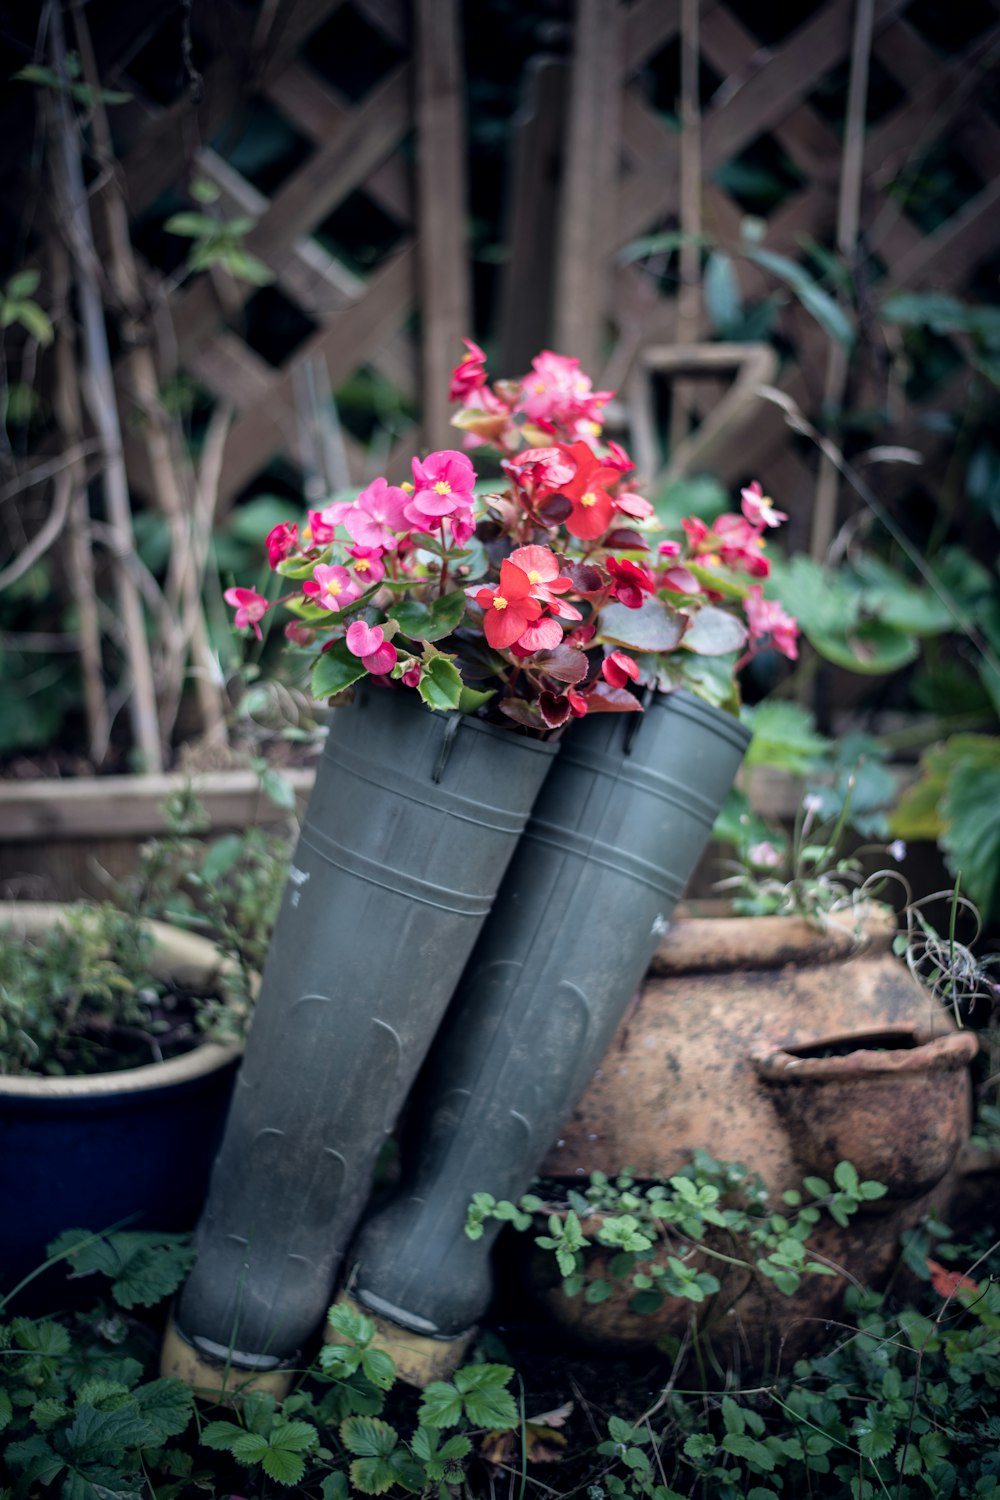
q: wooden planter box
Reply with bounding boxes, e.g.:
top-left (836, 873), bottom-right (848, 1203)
top-left (0, 769), bottom-right (316, 902)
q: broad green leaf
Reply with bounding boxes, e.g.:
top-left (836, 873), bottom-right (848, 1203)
top-left (311, 641), bottom-right (366, 700)
top-left (132, 1379), bottom-right (194, 1443)
top-left (7, 269), bottom-right (40, 298)
top-left (417, 655), bottom-right (464, 711)
top-left (743, 700), bottom-right (830, 774)
top-left (229, 1431), bottom-right (271, 1464)
top-left (599, 598), bottom-right (687, 652)
top-left (200, 1419), bottom-right (247, 1451)
top-left (349, 1455), bottom-right (400, 1494)
top-left (360, 1347), bottom-right (396, 1390)
top-left (809, 617), bottom-right (919, 675)
top-left (340, 1416), bottom-right (399, 1458)
top-left (60, 1401), bottom-right (150, 1462)
top-left (681, 604), bottom-right (747, 656)
top-left (722, 1396), bottom-right (746, 1436)
top-left (417, 1382), bottom-right (464, 1429)
top-left (721, 1432), bottom-right (776, 1470)
top-left (744, 247), bottom-right (854, 346)
top-left (457, 684), bottom-right (496, 713)
top-left (940, 757), bottom-right (1000, 919)
top-left (261, 1446), bottom-right (308, 1485)
top-left (393, 590), bottom-right (468, 642)
top-left (0, 1388), bottom-right (12, 1430)
top-left (704, 250), bottom-right (744, 332)
top-left (454, 1364), bottom-right (518, 1429)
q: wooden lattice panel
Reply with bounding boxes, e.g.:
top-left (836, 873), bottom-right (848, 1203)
top-left (102, 0), bottom-right (468, 508)
top-left (553, 0), bottom-right (1000, 524)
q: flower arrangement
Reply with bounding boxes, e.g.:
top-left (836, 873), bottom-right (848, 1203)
top-left (226, 344), bottom-right (799, 733)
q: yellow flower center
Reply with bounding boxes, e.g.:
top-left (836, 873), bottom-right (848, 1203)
top-left (433, 479), bottom-right (452, 496)
top-left (527, 569), bottom-right (541, 584)
top-left (580, 491), bottom-right (597, 508)
top-left (492, 596), bottom-right (508, 611)
top-left (355, 559), bottom-right (371, 572)
top-left (401, 480), bottom-right (414, 493)
top-left (533, 382), bottom-right (546, 393)
top-left (326, 578), bottom-right (342, 598)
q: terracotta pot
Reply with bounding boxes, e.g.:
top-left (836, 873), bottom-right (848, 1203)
top-left (755, 1026), bottom-right (978, 1204)
top-left (531, 904), bottom-right (977, 1366)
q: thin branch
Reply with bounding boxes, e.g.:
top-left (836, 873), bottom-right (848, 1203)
top-left (0, 442), bottom-right (101, 504)
top-left (49, 5), bottom-right (163, 770)
top-left (0, 470), bottom-right (73, 591)
top-left (670, 0), bottom-right (703, 452)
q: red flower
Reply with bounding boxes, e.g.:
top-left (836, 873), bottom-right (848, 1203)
top-left (449, 338), bottom-right (488, 402)
top-left (266, 522), bottom-right (298, 568)
top-left (557, 441), bottom-right (619, 540)
top-left (607, 557), bottom-right (654, 609)
top-left (602, 650), bottom-right (639, 689)
top-left (928, 1258), bottom-right (980, 1299)
top-left (474, 559), bottom-right (542, 649)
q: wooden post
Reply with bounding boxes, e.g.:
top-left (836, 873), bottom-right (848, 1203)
top-left (415, 0), bottom-right (472, 449)
top-left (498, 58), bottom-right (568, 374)
top-left (554, 0), bottom-right (622, 372)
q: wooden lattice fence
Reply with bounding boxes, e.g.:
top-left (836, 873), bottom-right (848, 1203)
top-left (545, 0), bottom-right (1000, 541)
top-left (100, 0), bottom-right (469, 509)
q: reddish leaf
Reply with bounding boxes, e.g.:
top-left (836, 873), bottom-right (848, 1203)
top-left (604, 528), bottom-right (648, 550)
top-left (499, 698), bottom-right (546, 730)
top-left (585, 686), bottom-right (643, 713)
top-left (532, 645), bottom-right (589, 684)
top-left (661, 566), bottom-right (702, 594)
top-left (539, 692), bottom-right (572, 727)
top-left (535, 493), bottom-right (573, 525)
top-left (561, 559), bottom-right (607, 594)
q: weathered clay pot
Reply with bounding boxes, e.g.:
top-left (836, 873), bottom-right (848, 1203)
top-left (755, 1026), bottom-right (978, 1205)
top-left (531, 904), bottom-right (977, 1366)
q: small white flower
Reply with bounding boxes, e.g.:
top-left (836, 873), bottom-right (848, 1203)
top-left (889, 839), bottom-right (907, 862)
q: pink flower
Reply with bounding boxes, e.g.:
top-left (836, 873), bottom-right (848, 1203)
top-left (740, 481), bottom-right (787, 530)
top-left (517, 351), bottom-right (613, 434)
top-left (748, 841), bottom-right (783, 869)
top-left (224, 586), bottom-right (269, 641)
top-left (502, 446), bottom-right (576, 497)
top-left (307, 500), bottom-right (353, 546)
top-left (602, 650), bottom-right (639, 689)
top-left (303, 564), bottom-right (362, 613)
top-left (403, 496), bottom-right (443, 533)
top-left (567, 687), bottom-right (589, 717)
top-left (658, 539), bottom-right (682, 559)
top-left (745, 585), bottom-right (799, 660)
top-left (266, 522), bottom-right (298, 568)
top-left (449, 338), bottom-right (488, 402)
top-left (447, 506), bottom-right (476, 548)
top-left (707, 514), bottom-right (770, 578)
top-left (349, 548), bottom-right (385, 586)
top-left (614, 490), bottom-right (654, 520)
top-left (345, 620), bottom-right (398, 675)
top-left (410, 450), bottom-right (477, 517)
top-left (512, 617), bottom-right (563, 655)
top-left (603, 440), bottom-right (635, 473)
top-left (344, 478), bottom-right (410, 550)
top-left (401, 662), bottom-right (422, 688)
top-left (284, 621), bottom-right (315, 647)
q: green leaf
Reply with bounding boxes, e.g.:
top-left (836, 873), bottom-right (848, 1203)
top-left (60, 1402), bottom-right (150, 1462)
top-left (322, 1474), bottom-right (350, 1500)
top-left (349, 1455), bottom-right (401, 1494)
top-left (200, 1419), bottom-right (247, 1452)
top-left (0, 1388), bottom-right (12, 1430)
top-left (164, 211), bottom-right (220, 238)
top-left (229, 1431), bottom-right (271, 1464)
top-left (360, 1348), bottom-right (397, 1391)
top-left (681, 604), bottom-right (748, 656)
top-left (834, 1161), bottom-right (859, 1194)
top-left (744, 699), bottom-right (830, 774)
top-left (722, 1396), bottom-right (746, 1436)
top-left (457, 684), bottom-right (496, 713)
top-left (341, 1416), bottom-right (399, 1458)
top-left (132, 1379), bottom-right (194, 1443)
top-left (417, 655), bottom-right (464, 712)
top-left (11, 299), bottom-right (53, 345)
top-left (721, 1433), bottom-right (776, 1470)
top-left (811, 618), bottom-right (919, 675)
top-left (940, 756), bottom-right (1000, 920)
top-left (7, 269), bottom-right (40, 298)
top-left (704, 250), bottom-right (744, 332)
top-left (599, 598), bottom-right (687, 652)
top-left (418, 1385), bottom-right (465, 1432)
top-left (453, 1365), bottom-right (518, 1429)
top-left (261, 1446), bottom-right (308, 1485)
top-left (744, 247), bottom-right (854, 346)
top-left (46, 1230), bottom-right (195, 1309)
top-left (311, 641), bottom-right (366, 700)
top-left (393, 591), bottom-right (469, 643)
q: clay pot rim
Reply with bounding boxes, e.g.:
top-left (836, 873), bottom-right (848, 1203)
top-left (651, 901), bottom-right (897, 976)
top-left (754, 1024), bottom-right (979, 1084)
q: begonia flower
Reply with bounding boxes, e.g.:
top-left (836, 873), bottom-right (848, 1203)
top-left (512, 617), bottom-right (563, 655)
top-left (346, 619), bottom-right (398, 675)
top-left (517, 350), bottom-right (612, 433)
top-left (344, 478), bottom-right (410, 550)
top-left (266, 522), bottom-right (298, 568)
top-left (307, 500), bottom-right (353, 546)
top-left (602, 650), bottom-right (640, 689)
top-left (449, 338), bottom-right (488, 402)
top-left (607, 557), bottom-right (654, 609)
top-left (740, 481), bottom-right (788, 530)
top-left (411, 450), bottom-right (476, 516)
top-left (349, 548), bottom-right (385, 586)
top-left (745, 585), bottom-right (799, 660)
top-left (284, 621), bottom-right (315, 647)
top-left (474, 558), bottom-right (542, 649)
top-left (224, 586), bottom-right (269, 640)
top-left (401, 662), bottom-right (422, 688)
top-left (303, 564), bottom-right (362, 614)
top-left (557, 441), bottom-right (619, 540)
